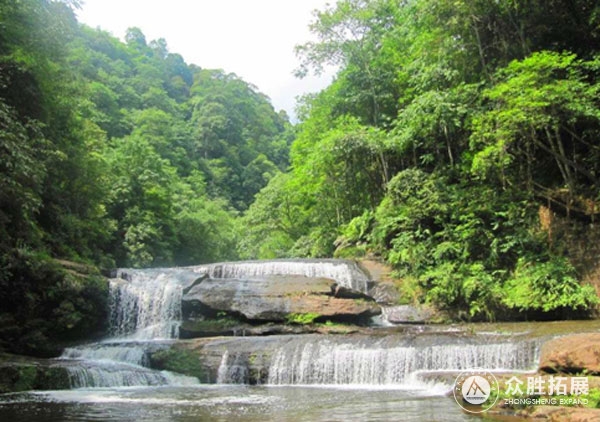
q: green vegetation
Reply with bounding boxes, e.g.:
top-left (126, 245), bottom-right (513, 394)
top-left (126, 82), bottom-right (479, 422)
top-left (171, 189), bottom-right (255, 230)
top-left (0, 0), bottom-right (290, 354)
top-left (1, 0), bottom-right (600, 356)
top-left (148, 348), bottom-right (206, 381)
top-left (179, 316), bottom-right (240, 334)
top-left (243, 0), bottom-right (600, 320)
top-left (584, 388), bottom-right (600, 409)
top-left (0, 360), bottom-right (70, 393)
top-left (285, 312), bottom-right (321, 325)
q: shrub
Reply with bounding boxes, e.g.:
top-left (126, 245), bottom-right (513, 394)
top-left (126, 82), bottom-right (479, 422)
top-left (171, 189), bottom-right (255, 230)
top-left (501, 257), bottom-right (598, 313)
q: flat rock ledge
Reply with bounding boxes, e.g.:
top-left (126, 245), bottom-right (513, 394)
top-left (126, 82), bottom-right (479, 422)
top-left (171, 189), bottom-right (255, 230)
top-left (539, 333), bottom-right (600, 374)
top-left (182, 275), bottom-right (381, 324)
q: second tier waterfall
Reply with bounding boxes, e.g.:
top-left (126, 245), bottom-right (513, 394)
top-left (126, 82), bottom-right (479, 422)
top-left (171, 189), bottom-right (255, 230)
top-left (59, 268), bottom-right (197, 388)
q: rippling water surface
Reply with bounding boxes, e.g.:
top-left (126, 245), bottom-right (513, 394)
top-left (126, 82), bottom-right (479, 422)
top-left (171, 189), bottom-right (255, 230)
top-left (0, 385), bottom-right (481, 421)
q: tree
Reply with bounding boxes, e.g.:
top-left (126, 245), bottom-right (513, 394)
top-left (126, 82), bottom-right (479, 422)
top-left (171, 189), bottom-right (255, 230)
top-left (471, 52), bottom-right (600, 203)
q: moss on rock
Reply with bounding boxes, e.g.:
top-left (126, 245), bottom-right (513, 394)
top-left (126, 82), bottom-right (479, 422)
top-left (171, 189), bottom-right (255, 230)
top-left (0, 361), bottom-right (70, 393)
top-left (148, 348), bottom-right (206, 380)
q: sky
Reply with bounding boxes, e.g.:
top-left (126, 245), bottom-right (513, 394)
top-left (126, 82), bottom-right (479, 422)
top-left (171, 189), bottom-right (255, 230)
top-left (76, 0), bottom-right (337, 120)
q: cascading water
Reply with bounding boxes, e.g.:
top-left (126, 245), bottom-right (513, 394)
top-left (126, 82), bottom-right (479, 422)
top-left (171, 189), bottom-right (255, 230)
top-left (2, 259), bottom-right (571, 422)
top-left (189, 259), bottom-right (370, 293)
top-left (61, 343), bottom-right (147, 366)
top-left (210, 334), bottom-right (540, 388)
top-left (59, 269), bottom-right (197, 388)
top-left (217, 351), bottom-right (250, 384)
top-left (57, 261), bottom-right (542, 392)
top-left (267, 337), bottom-right (540, 386)
top-left (110, 270), bottom-right (183, 340)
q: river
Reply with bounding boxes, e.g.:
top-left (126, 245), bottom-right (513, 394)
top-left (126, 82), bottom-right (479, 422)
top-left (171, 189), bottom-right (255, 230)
top-left (0, 384), bottom-right (476, 421)
top-left (1, 261), bottom-right (597, 421)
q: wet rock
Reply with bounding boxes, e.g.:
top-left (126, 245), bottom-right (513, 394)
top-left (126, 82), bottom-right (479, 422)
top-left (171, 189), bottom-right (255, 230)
top-left (181, 274), bottom-right (208, 295)
top-left (358, 259), bottom-right (402, 305)
top-left (179, 318), bottom-right (251, 338)
top-left (539, 333), bottom-right (600, 374)
top-left (368, 283), bottom-right (401, 305)
top-left (182, 275), bottom-right (381, 323)
top-left (382, 305), bottom-right (436, 324)
top-left (0, 357), bottom-right (70, 393)
top-left (330, 283), bottom-right (375, 301)
top-left (147, 348), bottom-right (206, 381)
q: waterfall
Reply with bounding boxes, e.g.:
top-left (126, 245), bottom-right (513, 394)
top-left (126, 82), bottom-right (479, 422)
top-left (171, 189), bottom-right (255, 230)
top-left (62, 343), bottom-right (147, 366)
top-left (110, 270), bottom-right (183, 340)
top-left (267, 337), bottom-right (539, 386)
top-left (66, 361), bottom-right (172, 388)
top-left (210, 334), bottom-right (539, 387)
top-left (189, 259), bottom-right (370, 293)
top-left (57, 261), bottom-right (543, 391)
top-left (217, 351), bottom-right (249, 384)
top-left (59, 269), bottom-right (197, 389)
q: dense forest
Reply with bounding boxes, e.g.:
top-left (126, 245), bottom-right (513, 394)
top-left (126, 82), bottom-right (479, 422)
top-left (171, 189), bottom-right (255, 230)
top-left (240, 0), bottom-right (600, 320)
top-left (0, 0), bottom-right (291, 354)
top-left (1, 0), bottom-right (600, 355)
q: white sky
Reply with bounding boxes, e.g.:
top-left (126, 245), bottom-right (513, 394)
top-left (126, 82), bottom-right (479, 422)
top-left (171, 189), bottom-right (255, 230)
top-left (76, 0), bottom-right (337, 120)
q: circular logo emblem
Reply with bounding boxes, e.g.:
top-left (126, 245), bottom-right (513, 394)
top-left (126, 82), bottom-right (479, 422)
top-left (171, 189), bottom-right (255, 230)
top-left (453, 370), bottom-right (499, 413)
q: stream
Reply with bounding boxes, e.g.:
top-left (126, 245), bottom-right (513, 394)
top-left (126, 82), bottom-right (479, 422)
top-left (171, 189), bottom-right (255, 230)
top-left (1, 260), bottom-right (597, 421)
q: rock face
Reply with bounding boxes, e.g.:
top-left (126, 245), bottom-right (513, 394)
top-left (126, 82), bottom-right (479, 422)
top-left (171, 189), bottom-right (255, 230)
top-left (539, 333), bottom-right (600, 374)
top-left (182, 275), bottom-right (381, 323)
top-left (359, 259), bottom-right (402, 305)
top-left (381, 305), bottom-right (436, 324)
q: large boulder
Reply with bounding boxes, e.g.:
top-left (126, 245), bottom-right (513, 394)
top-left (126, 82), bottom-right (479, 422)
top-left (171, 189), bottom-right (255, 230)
top-left (539, 333), bottom-right (600, 374)
top-left (182, 275), bottom-right (380, 323)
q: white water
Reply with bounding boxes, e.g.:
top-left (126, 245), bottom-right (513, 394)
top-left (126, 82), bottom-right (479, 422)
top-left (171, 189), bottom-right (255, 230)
top-left (65, 362), bottom-right (172, 388)
top-left (217, 350), bottom-right (250, 384)
top-left (59, 262), bottom-right (540, 392)
top-left (60, 269), bottom-right (197, 389)
top-left (61, 344), bottom-right (147, 366)
top-left (110, 270), bottom-right (183, 340)
top-left (189, 259), bottom-right (370, 293)
top-left (266, 338), bottom-right (539, 386)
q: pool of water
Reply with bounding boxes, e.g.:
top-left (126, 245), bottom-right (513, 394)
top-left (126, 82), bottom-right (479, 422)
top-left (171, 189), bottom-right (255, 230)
top-left (0, 385), bottom-right (481, 421)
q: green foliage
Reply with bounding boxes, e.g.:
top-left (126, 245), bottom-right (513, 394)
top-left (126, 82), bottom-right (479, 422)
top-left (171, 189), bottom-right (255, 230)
top-left (471, 51), bottom-right (600, 192)
top-left (0, 249), bottom-right (108, 356)
top-left (285, 312), bottom-right (321, 325)
top-left (584, 388), bottom-right (600, 409)
top-left (250, 0), bottom-right (600, 320)
top-left (502, 258), bottom-right (599, 312)
top-left (0, 0), bottom-right (292, 354)
top-left (1, 0), bottom-right (600, 354)
top-left (238, 172), bottom-right (306, 259)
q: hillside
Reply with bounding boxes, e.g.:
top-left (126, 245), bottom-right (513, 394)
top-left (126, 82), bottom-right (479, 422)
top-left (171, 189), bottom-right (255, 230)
top-left (0, 0), bottom-right (291, 354)
top-left (1, 0), bottom-right (600, 356)
top-left (241, 0), bottom-right (600, 320)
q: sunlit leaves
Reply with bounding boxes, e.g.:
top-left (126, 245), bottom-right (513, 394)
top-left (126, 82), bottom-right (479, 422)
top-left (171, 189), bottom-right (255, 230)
top-left (471, 51), bottom-right (600, 190)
